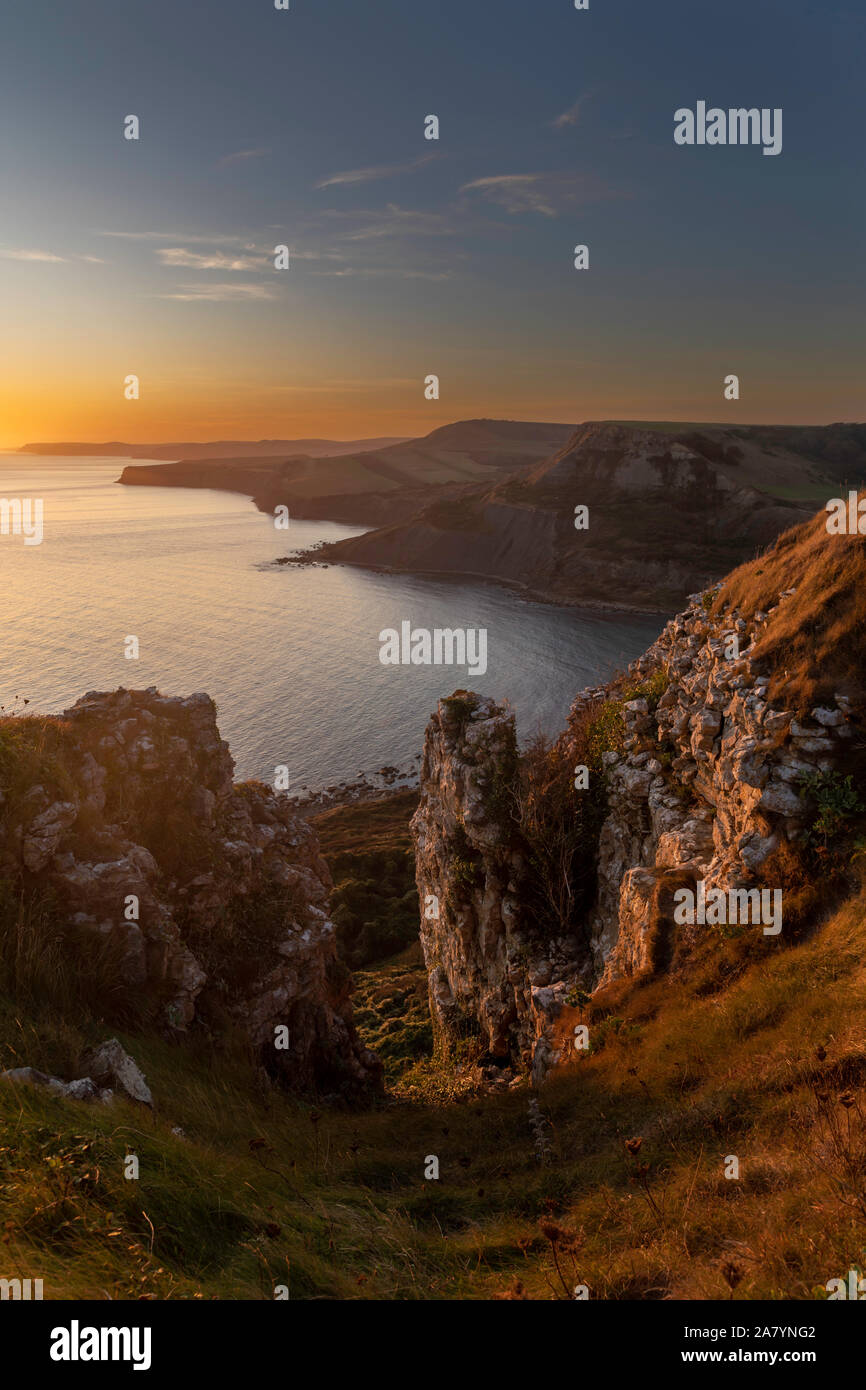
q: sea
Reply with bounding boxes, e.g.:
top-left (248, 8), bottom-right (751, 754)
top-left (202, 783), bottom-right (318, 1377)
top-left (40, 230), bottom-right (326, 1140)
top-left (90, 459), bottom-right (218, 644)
top-left (0, 455), bottom-right (663, 793)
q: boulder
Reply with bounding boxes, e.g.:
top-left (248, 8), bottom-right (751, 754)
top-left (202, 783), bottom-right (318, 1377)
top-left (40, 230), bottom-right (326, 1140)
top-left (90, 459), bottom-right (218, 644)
top-left (83, 1039), bottom-right (153, 1106)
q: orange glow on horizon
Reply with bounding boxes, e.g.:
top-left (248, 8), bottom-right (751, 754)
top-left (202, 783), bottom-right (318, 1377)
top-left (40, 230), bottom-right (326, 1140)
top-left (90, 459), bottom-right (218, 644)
top-left (0, 378), bottom-right (854, 451)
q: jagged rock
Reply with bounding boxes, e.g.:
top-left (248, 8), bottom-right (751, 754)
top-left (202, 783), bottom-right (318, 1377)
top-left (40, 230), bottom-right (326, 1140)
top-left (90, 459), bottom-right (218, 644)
top-left (412, 583), bottom-right (853, 1086)
top-left (586, 589), bottom-right (851, 982)
top-left (812, 706), bottom-right (846, 728)
top-left (63, 1078), bottom-right (103, 1102)
top-left (83, 1040), bottom-right (153, 1106)
top-left (22, 802), bottom-right (78, 871)
top-left (1, 1067), bottom-right (58, 1089)
top-left (760, 781), bottom-right (805, 817)
top-left (1, 687), bottom-right (380, 1096)
top-left (656, 819), bottom-right (714, 868)
top-left (0, 1067), bottom-right (107, 1103)
top-left (413, 694), bottom-right (540, 1065)
top-left (739, 830), bottom-right (779, 871)
top-left (599, 868), bottom-right (659, 984)
top-left (413, 694), bottom-right (589, 1076)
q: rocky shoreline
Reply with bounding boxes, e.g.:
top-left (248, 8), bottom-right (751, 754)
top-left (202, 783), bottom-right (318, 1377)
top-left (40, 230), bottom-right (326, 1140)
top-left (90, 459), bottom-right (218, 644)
top-left (274, 547), bottom-right (670, 618)
top-left (290, 763), bottom-right (420, 819)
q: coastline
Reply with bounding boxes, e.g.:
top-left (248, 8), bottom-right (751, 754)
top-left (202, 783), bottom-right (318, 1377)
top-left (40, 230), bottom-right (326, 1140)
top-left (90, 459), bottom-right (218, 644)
top-left (276, 550), bottom-right (672, 621)
top-left (113, 456), bottom-right (672, 618)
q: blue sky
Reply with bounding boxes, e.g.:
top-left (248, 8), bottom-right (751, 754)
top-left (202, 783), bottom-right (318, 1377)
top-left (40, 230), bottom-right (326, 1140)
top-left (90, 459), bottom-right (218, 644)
top-left (0, 0), bottom-right (862, 442)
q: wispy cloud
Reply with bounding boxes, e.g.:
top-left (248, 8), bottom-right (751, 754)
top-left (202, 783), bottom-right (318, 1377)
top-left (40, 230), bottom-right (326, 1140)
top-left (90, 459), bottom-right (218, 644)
top-left (218, 147), bottom-right (269, 167)
top-left (551, 90), bottom-right (595, 129)
top-left (156, 247), bottom-right (262, 271)
top-left (0, 248), bottom-right (67, 262)
top-left (460, 174), bottom-right (560, 217)
top-left (157, 282), bottom-right (275, 302)
top-left (310, 266), bottom-right (453, 281)
top-left (339, 204), bottom-right (456, 241)
top-left (285, 248), bottom-right (347, 262)
top-left (315, 154), bottom-right (437, 189)
top-left (460, 171), bottom-right (620, 217)
top-left (100, 230), bottom-right (258, 246)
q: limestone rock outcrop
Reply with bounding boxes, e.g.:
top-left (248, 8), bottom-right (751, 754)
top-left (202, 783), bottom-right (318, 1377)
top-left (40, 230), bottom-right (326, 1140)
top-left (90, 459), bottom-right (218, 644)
top-left (588, 589), bottom-right (853, 987)
top-left (0, 687), bottom-right (379, 1095)
top-left (412, 588), bottom-right (856, 1084)
top-left (412, 692), bottom-right (581, 1071)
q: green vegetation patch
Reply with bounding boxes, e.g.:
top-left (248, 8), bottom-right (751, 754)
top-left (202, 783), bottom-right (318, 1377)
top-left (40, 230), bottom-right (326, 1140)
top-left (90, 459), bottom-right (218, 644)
top-left (314, 791), bottom-right (420, 970)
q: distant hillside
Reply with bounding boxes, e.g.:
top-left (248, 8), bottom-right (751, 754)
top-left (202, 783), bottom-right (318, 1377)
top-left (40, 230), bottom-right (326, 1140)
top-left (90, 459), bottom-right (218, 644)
top-left (311, 421), bottom-right (866, 611)
top-left (18, 436), bottom-right (409, 460)
top-left (118, 418), bottom-right (577, 527)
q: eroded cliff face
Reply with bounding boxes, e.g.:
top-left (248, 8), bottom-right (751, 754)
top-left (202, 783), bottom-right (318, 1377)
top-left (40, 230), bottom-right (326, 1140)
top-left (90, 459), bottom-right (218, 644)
top-left (0, 688), bottom-right (379, 1095)
top-left (315, 422), bottom-right (838, 612)
top-left (413, 588), bottom-right (855, 1084)
top-left (585, 589), bottom-right (852, 984)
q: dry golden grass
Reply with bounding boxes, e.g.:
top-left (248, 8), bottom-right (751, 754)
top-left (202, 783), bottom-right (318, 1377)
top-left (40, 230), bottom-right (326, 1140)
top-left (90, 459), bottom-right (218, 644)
top-left (1, 877), bottom-right (864, 1300)
top-left (712, 496), bottom-right (866, 711)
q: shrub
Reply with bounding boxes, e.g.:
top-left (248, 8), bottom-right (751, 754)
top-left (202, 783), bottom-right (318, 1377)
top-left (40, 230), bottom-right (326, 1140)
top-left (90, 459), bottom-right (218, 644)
top-left (622, 667), bottom-right (669, 713)
top-left (798, 770), bottom-right (865, 854)
top-left (440, 691), bottom-right (480, 730)
top-left (515, 730), bottom-right (604, 944)
top-left (329, 850), bottom-right (419, 968)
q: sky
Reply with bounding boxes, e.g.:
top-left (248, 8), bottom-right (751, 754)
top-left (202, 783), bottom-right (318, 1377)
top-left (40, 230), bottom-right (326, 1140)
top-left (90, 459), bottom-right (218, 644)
top-left (0, 0), bottom-right (863, 445)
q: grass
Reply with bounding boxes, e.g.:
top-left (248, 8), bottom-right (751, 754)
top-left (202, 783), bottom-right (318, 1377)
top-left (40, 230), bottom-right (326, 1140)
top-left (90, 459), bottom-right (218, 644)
top-left (713, 498), bottom-right (866, 711)
top-left (2, 873), bottom-right (865, 1300)
top-left (313, 791), bottom-right (420, 969)
top-left (312, 789), bottom-right (418, 859)
top-left (0, 714), bottom-right (77, 811)
top-left (0, 879), bottom-right (149, 1028)
top-left (351, 942), bottom-right (433, 1088)
top-left (3, 499), bottom-right (865, 1299)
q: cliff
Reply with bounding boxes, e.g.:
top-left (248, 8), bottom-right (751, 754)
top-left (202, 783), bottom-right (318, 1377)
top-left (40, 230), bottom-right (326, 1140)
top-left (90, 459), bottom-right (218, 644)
top-left (412, 503), bottom-right (866, 1084)
top-left (316, 421), bottom-right (866, 611)
top-left (117, 419), bottom-right (576, 529)
top-left (0, 688), bottom-right (380, 1096)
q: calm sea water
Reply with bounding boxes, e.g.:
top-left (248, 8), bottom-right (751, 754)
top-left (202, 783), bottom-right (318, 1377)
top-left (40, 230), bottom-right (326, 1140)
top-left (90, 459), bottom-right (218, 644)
top-left (0, 456), bottom-right (663, 791)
